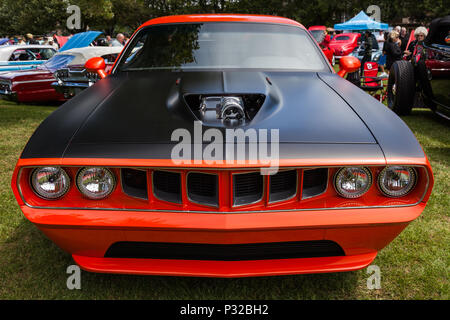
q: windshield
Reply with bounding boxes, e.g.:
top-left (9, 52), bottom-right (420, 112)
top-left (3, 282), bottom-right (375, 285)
top-left (39, 54), bottom-right (75, 72)
top-left (309, 29), bottom-right (325, 43)
top-left (117, 22), bottom-right (328, 72)
top-left (334, 36), bottom-right (350, 41)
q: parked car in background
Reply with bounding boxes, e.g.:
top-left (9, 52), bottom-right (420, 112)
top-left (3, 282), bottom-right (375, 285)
top-left (0, 31), bottom-right (111, 103)
top-left (308, 25), bottom-right (327, 40)
top-left (11, 14), bottom-right (433, 278)
top-left (308, 25), bottom-right (334, 65)
top-left (387, 15), bottom-right (449, 120)
top-left (52, 47), bottom-right (121, 99)
top-left (0, 45), bottom-right (57, 72)
top-left (349, 42), bottom-right (383, 63)
top-left (329, 33), bottom-right (361, 60)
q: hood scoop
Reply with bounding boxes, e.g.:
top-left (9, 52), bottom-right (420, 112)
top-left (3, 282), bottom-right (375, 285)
top-left (184, 93), bottom-right (266, 127)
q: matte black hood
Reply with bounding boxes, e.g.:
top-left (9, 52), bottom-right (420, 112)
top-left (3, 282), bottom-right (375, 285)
top-left (70, 71), bottom-right (375, 144)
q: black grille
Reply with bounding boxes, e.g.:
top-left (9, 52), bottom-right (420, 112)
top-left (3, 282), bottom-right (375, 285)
top-left (105, 240), bottom-right (345, 261)
top-left (121, 168), bottom-right (148, 200)
top-left (152, 171), bottom-right (181, 203)
top-left (233, 172), bottom-right (264, 206)
top-left (302, 168), bottom-right (328, 199)
top-left (187, 172), bottom-right (218, 206)
top-left (269, 170), bottom-right (297, 203)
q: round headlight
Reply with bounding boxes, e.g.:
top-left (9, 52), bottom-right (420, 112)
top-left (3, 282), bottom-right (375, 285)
top-left (31, 167), bottom-right (70, 199)
top-left (334, 167), bottom-right (372, 198)
top-left (378, 166), bottom-right (417, 197)
top-left (76, 167), bottom-right (115, 199)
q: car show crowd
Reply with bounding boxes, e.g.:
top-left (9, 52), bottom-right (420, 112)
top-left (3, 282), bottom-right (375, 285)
top-left (316, 24), bottom-right (429, 78)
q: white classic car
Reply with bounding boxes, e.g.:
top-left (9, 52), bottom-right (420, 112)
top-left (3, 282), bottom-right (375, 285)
top-left (51, 46), bottom-right (122, 98)
top-left (0, 45), bottom-right (57, 72)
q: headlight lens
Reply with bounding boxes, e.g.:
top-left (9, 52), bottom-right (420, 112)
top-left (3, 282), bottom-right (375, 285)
top-left (378, 166), bottom-right (417, 197)
top-left (76, 167), bottom-right (115, 199)
top-left (31, 167), bottom-right (70, 199)
top-left (334, 167), bottom-right (372, 198)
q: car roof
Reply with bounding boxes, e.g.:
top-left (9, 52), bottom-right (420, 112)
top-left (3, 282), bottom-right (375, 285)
top-left (53, 46), bottom-right (123, 66)
top-left (139, 14), bottom-right (304, 29)
top-left (0, 45), bottom-right (56, 61)
top-left (308, 25), bottom-right (326, 31)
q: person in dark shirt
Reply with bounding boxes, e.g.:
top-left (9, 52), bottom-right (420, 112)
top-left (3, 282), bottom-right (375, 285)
top-left (384, 30), bottom-right (402, 71)
top-left (25, 33), bottom-right (39, 45)
top-left (360, 31), bottom-right (374, 74)
top-left (400, 27), bottom-right (409, 52)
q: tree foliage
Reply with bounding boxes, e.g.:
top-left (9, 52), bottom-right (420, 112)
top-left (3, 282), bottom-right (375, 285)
top-left (0, 0), bottom-right (447, 36)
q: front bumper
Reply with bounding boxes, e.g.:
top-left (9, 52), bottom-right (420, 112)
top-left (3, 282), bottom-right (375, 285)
top-left (22, 203), bottom-right (425, 277)
top-left (0, 90), bottom-right (18, 101)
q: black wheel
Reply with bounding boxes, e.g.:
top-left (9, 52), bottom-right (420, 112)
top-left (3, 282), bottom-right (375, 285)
top-left (387, 60), bottom-right (415, 115)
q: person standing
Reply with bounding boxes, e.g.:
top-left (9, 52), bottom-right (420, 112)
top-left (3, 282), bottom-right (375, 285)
top-left (25, 33), bottom-right (39, 45)
top-left (400, 27), bottom-right (409, 52)
top-left (404, 27), bottom-right (427, 61)
top-left (105, 35), bottom-right (112, 46)
top-left (384, 30), bottom-right (402, 71)
top-left (17, 36), bottom-right (26, 45)
top-left (378, 31), bottom-right (388, 77)
top-left (409, 26), bottom-right (433, 106)
top-left (375, 30), bottom-right (385, 47)
top-left (360, 31), bottom-right (374, 74)
top-left (110, 33), bottom-right (125, 47)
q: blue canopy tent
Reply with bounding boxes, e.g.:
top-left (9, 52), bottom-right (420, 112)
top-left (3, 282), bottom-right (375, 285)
top-left (334, 11), bottom-right (389, 30)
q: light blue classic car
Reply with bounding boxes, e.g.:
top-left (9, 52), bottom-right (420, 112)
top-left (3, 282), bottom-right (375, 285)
top-left (0, 45), bottom-right (57, 72)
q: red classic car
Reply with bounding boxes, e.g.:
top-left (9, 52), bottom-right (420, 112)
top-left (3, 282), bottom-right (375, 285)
top-left (329, 33), bottom-right (361, 59)
top-left (308, 25), bottom-right (327, 39)
top-left (0, 46), bottom-right (121, 103)
top-left (308, 26), bottom-right (334, 65)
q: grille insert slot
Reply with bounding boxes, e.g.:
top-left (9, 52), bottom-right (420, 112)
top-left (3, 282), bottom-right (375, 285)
top-left (302, 168), bottom-right (328, 199)
top-left (269, 170), bottom-right (297, 203)
top-left (152, 171), bottom-right (181, 204)
top-left (187, 172), bottom-right (218, 207)
top-left (121, 168), bottom-right (148, 200)
top-left (105, 240), bottom-right (345, 261)
top-left (233, 172), bottom-right (264, 206)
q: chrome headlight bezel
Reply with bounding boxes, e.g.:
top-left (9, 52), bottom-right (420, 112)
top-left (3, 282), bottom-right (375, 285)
top-left (378, 166), bottom-right (417, 197)
top-left (30, 167), bottom-right (70, 200)
top-left (76, 167), bottom-right (116, 200)
top-left (334, 167), bottom-right (373, 199)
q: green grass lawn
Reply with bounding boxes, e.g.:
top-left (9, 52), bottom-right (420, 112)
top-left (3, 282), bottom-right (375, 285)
top-left (0, 100), bottom-right (448, 300)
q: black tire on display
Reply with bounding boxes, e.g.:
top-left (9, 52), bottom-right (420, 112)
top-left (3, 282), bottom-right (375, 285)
top-left (387, 60), bottom-right (415, 115)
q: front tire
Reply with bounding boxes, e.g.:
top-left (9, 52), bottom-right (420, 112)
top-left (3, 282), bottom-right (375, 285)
top-left (387, 61), bottom-right (415, 115)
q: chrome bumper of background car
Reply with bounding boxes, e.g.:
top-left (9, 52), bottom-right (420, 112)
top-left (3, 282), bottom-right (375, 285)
top-left (51, 81), bottom-right (92, 97)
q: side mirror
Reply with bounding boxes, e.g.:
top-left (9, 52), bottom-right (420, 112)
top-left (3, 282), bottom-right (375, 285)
top-left (337, 56), bottom-right (361, 78)
top-left (85, 57), bottom-right (107, 79)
